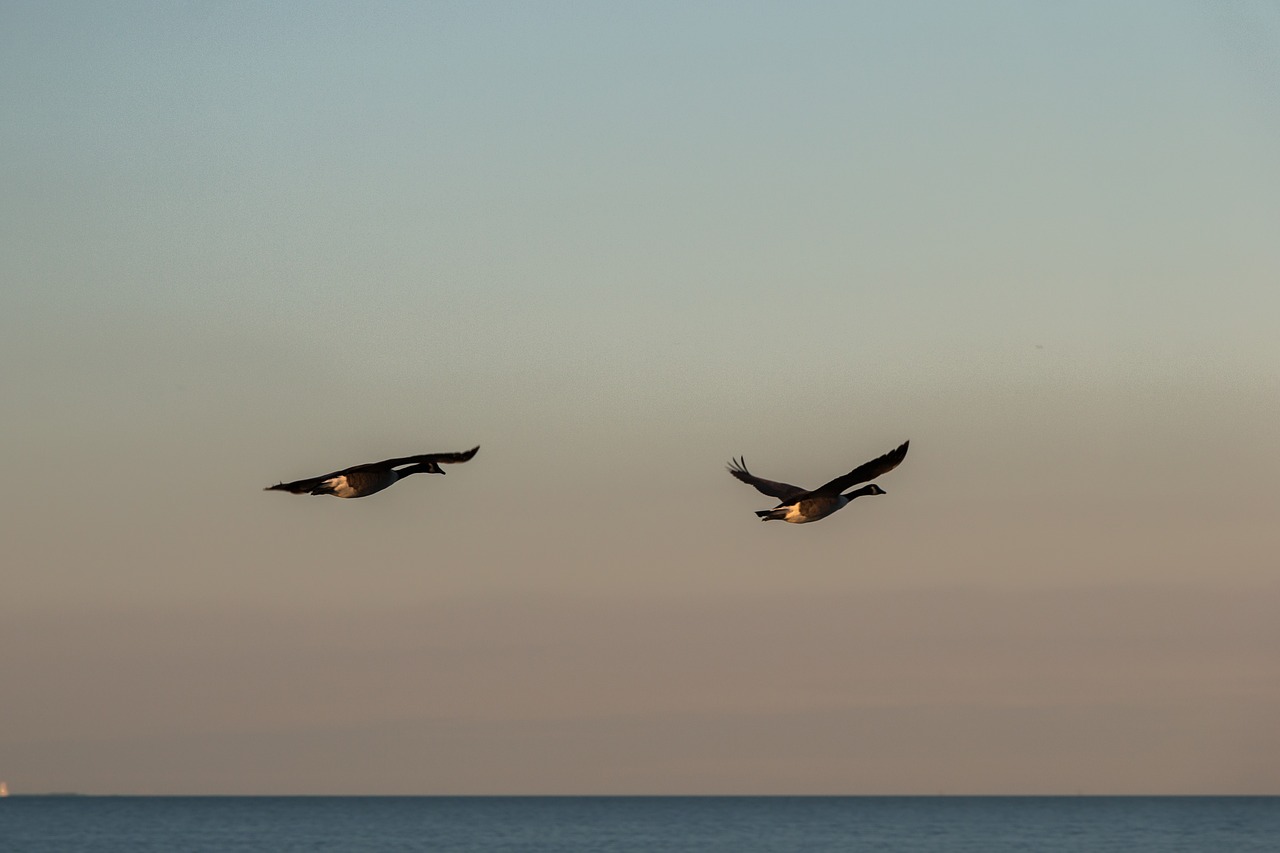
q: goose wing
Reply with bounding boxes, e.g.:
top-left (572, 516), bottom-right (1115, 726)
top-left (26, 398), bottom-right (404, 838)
top-left (727, 457), bottom-right (808, 502)
top-left (350, 445), bottom-right (481, 472)
top-left (265, 473), bottom-right (335, 494)
top-left (811, 440), bottom-right (909, 497)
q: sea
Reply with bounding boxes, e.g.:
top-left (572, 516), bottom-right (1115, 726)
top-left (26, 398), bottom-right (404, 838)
top-left (1, 796), bottom-right (1277, 852)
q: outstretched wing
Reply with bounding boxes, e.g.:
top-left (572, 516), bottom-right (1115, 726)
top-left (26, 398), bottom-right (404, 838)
top-left (811, 440), bottom-right (909, 497)
top-left (265, 474), bottom-right (334, 494)
top-left (727, 457), bottom-right (808, 502)
top-left (355, 445), bottom-right (481, 471)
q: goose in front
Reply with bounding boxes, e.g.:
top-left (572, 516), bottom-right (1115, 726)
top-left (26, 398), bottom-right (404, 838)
top-left (727, 440), bottom-right (908, 523)
top-left (266, 446), bottom-right (479, 498)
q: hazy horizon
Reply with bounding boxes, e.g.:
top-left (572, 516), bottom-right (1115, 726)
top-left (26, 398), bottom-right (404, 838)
top-left (3, 1), bottom-right (1278, 795)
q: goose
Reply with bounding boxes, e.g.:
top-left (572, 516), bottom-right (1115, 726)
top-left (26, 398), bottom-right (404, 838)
top-left (266, 446), bottom-right (479, 498)
top-left (727, 440), bottom-right (908, 523)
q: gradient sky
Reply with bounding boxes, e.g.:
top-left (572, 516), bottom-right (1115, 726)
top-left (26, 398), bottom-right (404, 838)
top-left (2, 1), bottom-right (1278, 795)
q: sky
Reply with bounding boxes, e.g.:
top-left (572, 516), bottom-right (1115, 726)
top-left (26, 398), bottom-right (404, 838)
top-left (2, 0), bottom-right (1278, 795)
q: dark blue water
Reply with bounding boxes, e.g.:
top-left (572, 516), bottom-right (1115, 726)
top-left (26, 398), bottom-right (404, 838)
top-left (1, 796), bottom-right (1277, 852)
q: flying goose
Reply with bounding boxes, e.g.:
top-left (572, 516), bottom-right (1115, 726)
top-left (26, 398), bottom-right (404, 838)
top-left (728, 440), bottom-right (909, 523)
top-left (266, 446), bottom-right (479, 498)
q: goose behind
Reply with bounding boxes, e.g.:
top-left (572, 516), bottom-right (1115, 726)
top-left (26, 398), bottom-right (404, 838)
top-left (728, 440), bottom-right (908, 524)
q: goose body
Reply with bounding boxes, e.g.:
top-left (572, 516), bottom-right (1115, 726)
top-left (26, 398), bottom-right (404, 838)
top-left (728, 440), bottom-right (908, 523)
top-left (266, 446), bottom-right (479, 499)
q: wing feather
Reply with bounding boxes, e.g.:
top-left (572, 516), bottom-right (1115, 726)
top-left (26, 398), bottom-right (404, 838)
top-left (811, 440), bottom-right (909, 497)
top-left (727, 457), bottom-right (808, 502)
